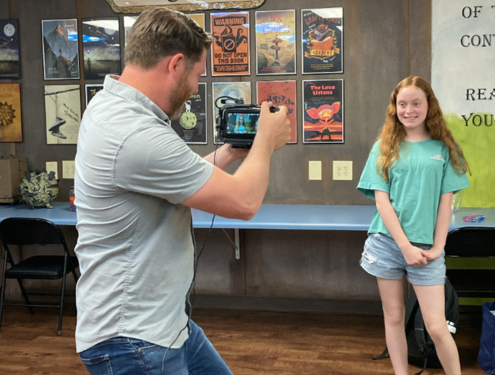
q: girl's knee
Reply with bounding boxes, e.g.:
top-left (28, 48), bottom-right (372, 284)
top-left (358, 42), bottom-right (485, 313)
top-left (426, 321), bottom-right (451, 343)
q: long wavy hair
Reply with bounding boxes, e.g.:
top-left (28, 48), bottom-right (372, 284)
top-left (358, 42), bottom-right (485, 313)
top-left (376, 76), bottom-right (469, 182)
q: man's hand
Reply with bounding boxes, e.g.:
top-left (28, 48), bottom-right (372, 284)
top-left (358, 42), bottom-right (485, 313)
top-left (254, 101), bottom-right (291, 151)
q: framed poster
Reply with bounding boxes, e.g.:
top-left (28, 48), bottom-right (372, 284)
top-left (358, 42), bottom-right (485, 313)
top-left (82, 18), bottom-right (121, 80)
top-left (189, 13), bottom-right (207, 76)
top-left (212, 81), bottom-right (251, 144)
top-left (255, 10), bottom-right (296, 75)
top-left (171, 82), bottom-right (207, 144)
top-left (301, 8), bottom-right (343, 74)
top-left (0, 19), bottom-right (21, 79)
top-left (44, 85), bottom-right (81, 144)
top-left (85, 84), bottom-right (104, 106)
top-left (302, 79), bottom-right (344, 144)
top-left (42, 19), bottom-right (79, 80)
top-left (256, 80), bottom-right (297, 143)
top-left (123, 15), bottom-right (138, 46)
top-left (0, 83), bottom-right (22, 142)
top-left (211, 12), bottom-right (250, 76)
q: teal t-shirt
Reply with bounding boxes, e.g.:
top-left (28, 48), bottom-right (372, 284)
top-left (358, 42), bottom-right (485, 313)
top-left (357, 139), bottom-right (469, 245)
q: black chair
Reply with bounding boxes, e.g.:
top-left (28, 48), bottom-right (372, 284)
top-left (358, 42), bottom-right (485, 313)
top-left (0, 217), bottom-right (79, 335)
top-left (445, 227), bottom-right (495, 299)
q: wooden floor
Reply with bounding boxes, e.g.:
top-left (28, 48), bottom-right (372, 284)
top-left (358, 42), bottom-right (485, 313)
top-left (0, 304), bottom-right (487, 374)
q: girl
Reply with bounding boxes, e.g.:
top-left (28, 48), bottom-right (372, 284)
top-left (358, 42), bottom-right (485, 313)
top-left (357, 76), bottom-right (469, 375)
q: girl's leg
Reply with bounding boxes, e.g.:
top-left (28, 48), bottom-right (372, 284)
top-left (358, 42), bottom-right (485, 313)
top-left (377, 277), bottom-right (409, 375)
top-left (413, 284), bottom-right (461, 375)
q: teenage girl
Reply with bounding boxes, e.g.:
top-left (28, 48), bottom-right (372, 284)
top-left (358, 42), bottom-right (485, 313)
top-left (357, 76), bottom-right (470, 375)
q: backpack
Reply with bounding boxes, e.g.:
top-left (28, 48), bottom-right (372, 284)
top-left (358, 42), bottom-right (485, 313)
top-left (373, 278), bottom-right (459, 375)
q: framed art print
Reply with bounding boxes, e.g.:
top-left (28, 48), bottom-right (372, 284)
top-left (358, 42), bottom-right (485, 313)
top-left (301, 8), bottom-right (343, 74)
top-left (212, 81), bottom-right (251, 143)
top-left (302, 79), bottom-right (344, 144)
top-left (42, 19), bottom-right (79, 80)
top-left (44, 85), bottom-right (81, 144)
top-left (255, 10), bottom-right (296, 75)
top-left (0, 83), bottom-right (23, 142)
top-left (85, 84), bottom-right (104, 106)
top-left (211, 12), bottom-right (250, 76)
top-left (256, 80), bottom-right (297, 143)
top-left (171, 82), bottom-right (207, 144)
top-left (0, 19), bottom-right (21, 79)
top-left (82, 18), bottom-right (121, 80)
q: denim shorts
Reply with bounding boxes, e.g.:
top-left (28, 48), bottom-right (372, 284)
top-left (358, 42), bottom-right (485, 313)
top-left (79, 320), bottom-right (233, 375)
top-left (360, 233), bottom-right (446, 286)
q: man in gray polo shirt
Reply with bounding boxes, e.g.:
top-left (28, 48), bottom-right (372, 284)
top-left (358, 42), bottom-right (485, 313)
top-left (74, 8), bottom-right (290, 375)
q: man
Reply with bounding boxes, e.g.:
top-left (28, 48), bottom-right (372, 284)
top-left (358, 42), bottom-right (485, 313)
top-left (74, 8), bottom-right (290, 375)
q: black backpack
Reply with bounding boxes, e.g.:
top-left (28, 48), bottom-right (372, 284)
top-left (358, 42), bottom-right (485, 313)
top-left (374, 278), bottom-right (459, 375)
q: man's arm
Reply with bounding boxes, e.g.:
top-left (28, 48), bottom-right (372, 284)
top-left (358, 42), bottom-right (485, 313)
top-left (202, 144), bottom-right (248, 171)
top-left (182, 101), bottom-right (291, 220)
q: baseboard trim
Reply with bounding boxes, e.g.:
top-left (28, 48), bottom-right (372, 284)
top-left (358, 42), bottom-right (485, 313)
top-left (192, 295), bottom-right (383, 316)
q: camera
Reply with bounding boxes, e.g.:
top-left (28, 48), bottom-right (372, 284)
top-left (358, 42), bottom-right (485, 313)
top-left (216, 97), bottom-right (278, 148)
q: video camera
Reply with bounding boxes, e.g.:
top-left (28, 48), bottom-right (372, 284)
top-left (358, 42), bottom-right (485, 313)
top-left (215, 96), bottom-right (278, 148)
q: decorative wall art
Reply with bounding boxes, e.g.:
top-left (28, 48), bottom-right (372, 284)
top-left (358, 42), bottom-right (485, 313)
top-left (257, 80), bottom-right (297, 143)
top-left (105, 0), bottom-right (266, 13)
top-left (85, 84), bottom-right (104, 106)
top-left (171, 82), bottom-right (207, 144)
top-left (255, 10), bottom-right (296, 75)
top-left (211, 12), bottom-right (250, 76)
top-left (42, 19), bottom-right (79, 80)
top-left (0, 83), bottom-right (22, 142)
top-left (301, 8), bottom-right (343, 74)
top-left (44, 85), bottom-right (81, 144)
top-left (82, 18), bottom-right (121, 80)
top-left (189, 13), bottom-right (207, 76)
top-left (212, 81), bottom-right (251, 144)
top-left (302, 79), bottom-right (344, 144)
top-left (0, 19), bottom-right (21, 79)
top-left (123, 16), bottom-right (138, 46)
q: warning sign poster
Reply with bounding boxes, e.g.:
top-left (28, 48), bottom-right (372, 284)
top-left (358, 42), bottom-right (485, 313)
top-left (211, 12), bottom-right (250, 76)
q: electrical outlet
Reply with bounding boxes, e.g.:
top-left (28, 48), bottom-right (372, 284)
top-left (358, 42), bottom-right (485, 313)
top-left (309, 161), bottom-right (322, 180)
top-left (333, 160), bottom-right (353, 181)
top-left (45, 161), bottom-right (58, 179)
top-left (62, 160), bottom-right (76, 179)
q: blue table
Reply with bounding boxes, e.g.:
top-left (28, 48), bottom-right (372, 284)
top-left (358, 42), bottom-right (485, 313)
top-left (0, 202), bottom-right (493, 230)
top-left (0, 203), bottom-right (493, 260)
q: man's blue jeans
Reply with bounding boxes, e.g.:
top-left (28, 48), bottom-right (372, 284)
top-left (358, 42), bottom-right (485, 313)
top-left (79, 320), bottom-right (233, 375)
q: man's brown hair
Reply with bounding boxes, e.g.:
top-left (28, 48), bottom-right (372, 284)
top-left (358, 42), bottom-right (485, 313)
top-left (125, 8), bottom-right (213, 69)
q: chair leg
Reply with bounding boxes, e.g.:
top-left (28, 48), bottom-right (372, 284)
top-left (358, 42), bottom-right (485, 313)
top-left (57, 273), bottom-right (68, 336)
top-left (0, 251), bottom-right (8, 331)
top-left (16, 279), bottom-right (35, 315)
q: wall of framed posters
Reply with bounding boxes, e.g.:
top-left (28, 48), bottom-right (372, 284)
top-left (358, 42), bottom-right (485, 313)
top-left (0, 0), bottom-right (432, 208)
top-left (0, 0), bottom-right (443, 314)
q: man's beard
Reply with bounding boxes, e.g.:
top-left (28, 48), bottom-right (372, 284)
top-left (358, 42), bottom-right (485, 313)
top-left (169, 73), bottom-right (193, 120)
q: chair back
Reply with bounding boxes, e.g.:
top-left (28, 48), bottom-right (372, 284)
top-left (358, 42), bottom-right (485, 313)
top-left (0, 218), bottom-right (67, 247)
top-left (445, 227), bottom-right (495, 258)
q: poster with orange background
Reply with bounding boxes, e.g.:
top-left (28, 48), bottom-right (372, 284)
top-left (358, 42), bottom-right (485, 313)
top-left (256, 80), bottom-right (297, 143)
top-left (211, 12), bottom-right (250, 76)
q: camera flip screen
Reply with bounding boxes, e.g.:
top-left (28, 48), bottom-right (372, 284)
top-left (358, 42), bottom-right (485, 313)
top-left (225, 112), bottom-right (259, 135)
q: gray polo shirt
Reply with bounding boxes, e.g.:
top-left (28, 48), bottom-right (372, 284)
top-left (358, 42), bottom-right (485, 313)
top-left (74, 75), bottom-right (213, 353)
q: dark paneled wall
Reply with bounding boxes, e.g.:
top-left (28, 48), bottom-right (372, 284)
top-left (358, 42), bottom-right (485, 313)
top-left (0, 0), bottom-right (432, 312)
